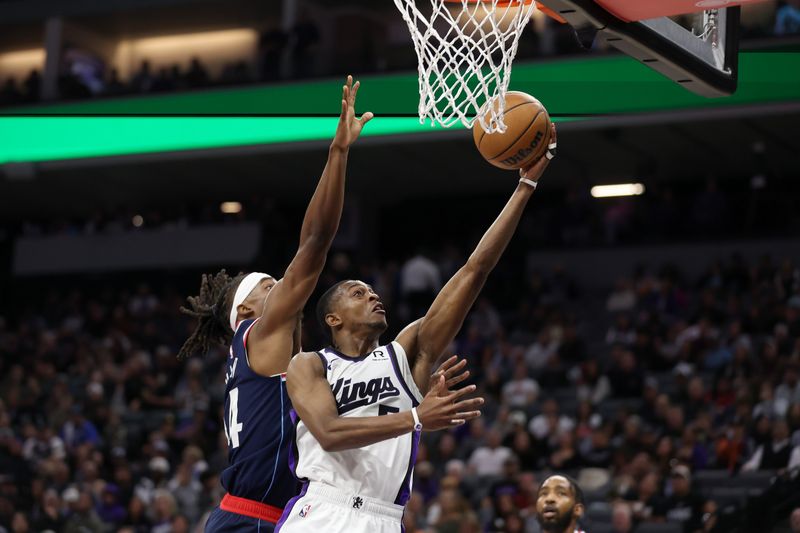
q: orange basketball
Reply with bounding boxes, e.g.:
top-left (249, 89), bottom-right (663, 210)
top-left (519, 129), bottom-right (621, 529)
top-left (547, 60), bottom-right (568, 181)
top-left (472, 91), bottom-right (551, 170)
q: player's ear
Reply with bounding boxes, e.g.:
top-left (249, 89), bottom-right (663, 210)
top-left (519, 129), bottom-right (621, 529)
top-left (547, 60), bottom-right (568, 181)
top-left (325, 312), bottom-right (342, 329)
top-left (574, 503), bottom-right (585, 520)
top-left (237, 302), bottom-right (254, 318)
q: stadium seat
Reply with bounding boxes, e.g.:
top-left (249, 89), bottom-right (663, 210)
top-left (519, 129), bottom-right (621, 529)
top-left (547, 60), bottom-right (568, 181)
top-left (634, 522), bottom-right (684, 533)
top-left (709, 486), bottom-right (748, 507)
top-left (583, 522), bottom-right (615, 533)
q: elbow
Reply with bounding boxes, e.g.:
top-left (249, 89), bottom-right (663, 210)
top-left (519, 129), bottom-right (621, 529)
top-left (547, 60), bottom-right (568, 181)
top-left (318, 435), bottom-right (344, 453)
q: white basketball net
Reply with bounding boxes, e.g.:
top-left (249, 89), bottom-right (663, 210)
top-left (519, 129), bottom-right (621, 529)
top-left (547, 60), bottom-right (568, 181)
top-left (393, 0), bottom-right (537, 133)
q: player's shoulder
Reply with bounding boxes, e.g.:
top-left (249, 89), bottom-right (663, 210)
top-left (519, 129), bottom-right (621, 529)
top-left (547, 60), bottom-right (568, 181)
top-left (287, 350), bottom-right (326, 377)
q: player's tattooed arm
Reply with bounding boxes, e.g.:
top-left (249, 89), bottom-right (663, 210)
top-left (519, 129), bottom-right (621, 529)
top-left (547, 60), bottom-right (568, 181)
top-left (286, 353), bottom-right (482, 451)
top-left (247, 76), bottom-right (373, 375)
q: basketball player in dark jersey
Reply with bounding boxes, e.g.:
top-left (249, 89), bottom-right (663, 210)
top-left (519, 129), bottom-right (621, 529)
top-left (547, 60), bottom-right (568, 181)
top-left (278, 125), bottom-right (557, 532)
top-left (177, 76), bottom-right (373, 532)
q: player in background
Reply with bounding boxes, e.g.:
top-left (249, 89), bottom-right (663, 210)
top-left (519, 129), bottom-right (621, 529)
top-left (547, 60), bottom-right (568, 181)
top-left (535, 475), bottom-right (586, 533)
top-left (177, 76), bottom-right (373, 532)
top-left (277, 125), bottom-right (558, 533)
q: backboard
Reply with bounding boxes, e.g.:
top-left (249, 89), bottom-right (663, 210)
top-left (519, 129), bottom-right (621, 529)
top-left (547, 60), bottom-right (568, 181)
top-left (539, 0), bottom-right (741, 97)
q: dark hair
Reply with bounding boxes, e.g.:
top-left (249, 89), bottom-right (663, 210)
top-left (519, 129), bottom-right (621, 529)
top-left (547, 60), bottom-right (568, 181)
top-left (315, 280), bottom-right (348, 341)
top-left (539, 474), bottom-right (585, 506)
top-left (177, 269), bottom-right (244, 360)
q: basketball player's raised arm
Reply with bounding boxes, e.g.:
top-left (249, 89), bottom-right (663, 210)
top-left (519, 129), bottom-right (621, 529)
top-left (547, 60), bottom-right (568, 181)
top-left (287, 353), bottom-right (482, 452)
top-left (248, 77), bottom-right (373, 362)
top-left (396, 125), bottom-right (556, 392)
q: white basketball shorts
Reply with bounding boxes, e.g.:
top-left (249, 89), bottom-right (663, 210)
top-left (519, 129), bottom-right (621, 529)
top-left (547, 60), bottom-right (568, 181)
top-left (275, 482), bottom-right (404, 533)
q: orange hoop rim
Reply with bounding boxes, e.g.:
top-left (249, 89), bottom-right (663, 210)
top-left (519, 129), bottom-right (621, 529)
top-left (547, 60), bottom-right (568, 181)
top-left (443, 0), bottom-right (535, 5)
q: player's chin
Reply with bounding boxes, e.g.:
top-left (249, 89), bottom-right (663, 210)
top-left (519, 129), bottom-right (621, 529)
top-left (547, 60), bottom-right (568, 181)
top-left (367, 317), bottom-right (388, 331)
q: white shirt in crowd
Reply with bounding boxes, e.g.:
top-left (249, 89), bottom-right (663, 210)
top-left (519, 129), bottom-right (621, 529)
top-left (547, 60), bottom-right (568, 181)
top-left (502, 378), bottom-right (540, 408)
top-left (468, 445), bottom-right (513, 477)
top-left (400, 255), bottom-right (441, 294)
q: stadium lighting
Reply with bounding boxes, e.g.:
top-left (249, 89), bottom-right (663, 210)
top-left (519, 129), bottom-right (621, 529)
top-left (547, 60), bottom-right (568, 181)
top-left (220, 201), bottom-right (242, 214)
top-left (0, 48), bottom-right (45, 76)
top-left (590, 183), bottom-right (646, 198)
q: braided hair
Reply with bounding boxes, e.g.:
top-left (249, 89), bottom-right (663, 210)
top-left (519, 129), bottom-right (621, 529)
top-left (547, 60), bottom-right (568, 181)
top-left (177, 269), bottom-right (245, 360)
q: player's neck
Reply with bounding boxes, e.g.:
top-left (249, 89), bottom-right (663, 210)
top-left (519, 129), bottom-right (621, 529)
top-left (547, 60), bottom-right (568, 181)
top-left (331, 331), bottom-right (380, 358)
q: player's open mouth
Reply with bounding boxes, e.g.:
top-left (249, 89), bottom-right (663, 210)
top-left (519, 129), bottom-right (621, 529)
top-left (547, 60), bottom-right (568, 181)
top-left (542, 508), bottom-right (557, 518)
top-left (372, 303), bottom-right (385, 314)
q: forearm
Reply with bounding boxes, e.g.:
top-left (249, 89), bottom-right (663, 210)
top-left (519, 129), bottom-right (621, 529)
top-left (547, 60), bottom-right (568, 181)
top-left (298, 145), bottom-right (348, 247)
top-left (467, 183), bottom-right (534, 274)
top-left (315, 410), bottom-right (415, 452)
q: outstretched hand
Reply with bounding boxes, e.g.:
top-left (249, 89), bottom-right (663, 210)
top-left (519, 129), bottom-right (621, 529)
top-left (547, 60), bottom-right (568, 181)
top-left (416, 374), bottom-right (483, 431)
top-left (331, 75), bottom-right (374, 151)
top-left (519, 122), bottom-right (557, 183)
top-left (431, 355), bottom-right (471, 390)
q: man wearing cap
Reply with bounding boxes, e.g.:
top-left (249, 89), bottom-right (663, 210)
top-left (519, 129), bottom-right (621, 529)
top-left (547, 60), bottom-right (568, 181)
top-left (654, 465), bottom-right (707, 530)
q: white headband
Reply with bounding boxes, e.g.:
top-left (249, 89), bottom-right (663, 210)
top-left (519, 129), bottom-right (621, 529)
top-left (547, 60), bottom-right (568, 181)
top-left (229, 272), bottom-right (272, 332)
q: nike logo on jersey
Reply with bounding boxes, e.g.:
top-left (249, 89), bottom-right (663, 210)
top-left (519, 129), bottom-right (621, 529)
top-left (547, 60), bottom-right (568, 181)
top-left (332, 377), bottom-right (400, 414)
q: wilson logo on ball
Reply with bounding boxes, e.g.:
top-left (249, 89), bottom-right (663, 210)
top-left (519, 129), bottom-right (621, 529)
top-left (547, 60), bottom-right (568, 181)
top-left (499, 131), bottom-right (544, 167)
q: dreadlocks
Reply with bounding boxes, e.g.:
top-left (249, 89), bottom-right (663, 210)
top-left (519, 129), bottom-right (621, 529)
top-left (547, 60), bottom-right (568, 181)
top-left (177, 269), bottom-right (245, 360)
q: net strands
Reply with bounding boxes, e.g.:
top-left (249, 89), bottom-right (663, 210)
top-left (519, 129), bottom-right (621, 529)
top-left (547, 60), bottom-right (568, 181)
top-left (393, 0), bottom-right (536, 132)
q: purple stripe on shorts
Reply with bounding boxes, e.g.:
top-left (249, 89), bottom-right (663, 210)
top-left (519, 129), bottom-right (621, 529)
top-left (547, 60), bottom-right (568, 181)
top-left (274, 482), bottom-right (308, 532)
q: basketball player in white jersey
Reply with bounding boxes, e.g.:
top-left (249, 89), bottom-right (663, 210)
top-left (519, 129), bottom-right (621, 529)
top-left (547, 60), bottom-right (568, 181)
top-left (276, 125), bottom-right (558, 533)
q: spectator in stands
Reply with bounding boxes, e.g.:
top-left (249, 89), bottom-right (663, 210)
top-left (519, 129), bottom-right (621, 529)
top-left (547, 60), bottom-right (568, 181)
top-left (291, 10), bottom-right (321, 78)
top-left (502, 361), bottom-right (540, 408)
top-left (260, 24), bottom-right (289, 80)
top-left (742, 419), bottom-right (800, 472)
top-left (469, 428), bottom-right (513, 478)
top-left (611, 501), bottom-right (633, 533)
top-left (185, 57), bottom-right (209, 87)
top-left (400, 248), bottom-right (442, 320)
top-left (790, 507), bottom-right (800, 533)
top-left (654, 465), bottom-right (706, 530)
top-left (775, 0), bottom-right (800, 35)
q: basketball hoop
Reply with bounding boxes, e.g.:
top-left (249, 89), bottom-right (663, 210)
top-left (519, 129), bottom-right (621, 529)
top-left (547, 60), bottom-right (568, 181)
top-left (393, 0), bottom-right (537, 133)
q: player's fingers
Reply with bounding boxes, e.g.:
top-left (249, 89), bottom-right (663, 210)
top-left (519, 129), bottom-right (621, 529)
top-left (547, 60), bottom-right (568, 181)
top-left (352, 79), bottom-right (360, 102)
top-left (447, 383), bottom-right (477, 401)
top-left (452, 410), bottom-right (482, 422)
top-left (448, 419), bottom-right (466, 426)
top-left (429, 374), bottom-right (446, 395)
top-left (453, 397), bottom-right (484, 411)
top-left (436, 354), bottom-right (458, 372)
top-left (445, 369), bottom-right (470, 389)
top-left (359, 111), bottom-right (374, 125)
top-left (546, 123), bottom-right (557, 160)
top-left (442, 357), bottom-right (466, 378)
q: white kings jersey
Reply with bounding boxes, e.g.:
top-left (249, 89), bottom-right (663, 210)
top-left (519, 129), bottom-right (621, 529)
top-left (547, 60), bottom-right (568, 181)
top-left (290, 341), bottom-right (424, 505)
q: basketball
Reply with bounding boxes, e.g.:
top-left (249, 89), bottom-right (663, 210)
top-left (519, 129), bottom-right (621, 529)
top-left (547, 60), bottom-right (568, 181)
top-left (472, 91), bottom-right (551, 170)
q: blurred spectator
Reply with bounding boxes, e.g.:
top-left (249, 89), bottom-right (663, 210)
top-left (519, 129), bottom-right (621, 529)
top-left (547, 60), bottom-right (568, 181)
top-left (791, 507), bottom-right (800, 533)
top-left (741, 419), bottom-right (800, 472)
top-left (260, 25), bottom-right (289, 80)
top-left (400, 249), bottom-right (442, 320)
top-left (654, 465), bottom-right (706, 529)
top-left (502, 362), bottom-right (540, 408)
top-left (775, 0), bottom-right (800, 35)
top-left (291, 10), bottom-right (321, 78)
top-left (468, 428), bottom-right (513, 478)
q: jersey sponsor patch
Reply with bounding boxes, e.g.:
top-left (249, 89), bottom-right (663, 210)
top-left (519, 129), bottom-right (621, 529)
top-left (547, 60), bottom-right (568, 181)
top-left (332, 376), bottom-right (400, 414)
